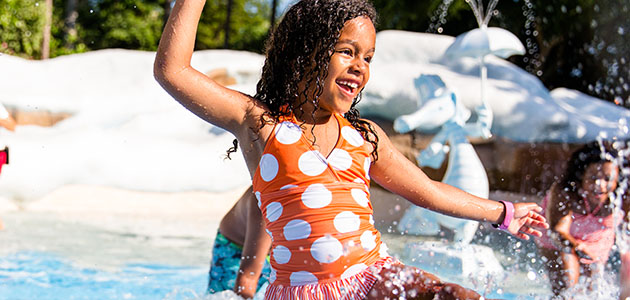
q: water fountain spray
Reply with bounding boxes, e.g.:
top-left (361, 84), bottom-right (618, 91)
top-left (465, 0), bottom-right (499, 29)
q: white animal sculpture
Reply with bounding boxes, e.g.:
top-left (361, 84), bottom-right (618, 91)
top-left (395, 74), bottom-right (492, 245)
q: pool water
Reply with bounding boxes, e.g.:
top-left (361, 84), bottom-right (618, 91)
top-left (0, 251), bottom-right (207, 300)
top-left (0, 212), bottom-right (623, 299)
top-left (0, 250), bottom-right (523, 300)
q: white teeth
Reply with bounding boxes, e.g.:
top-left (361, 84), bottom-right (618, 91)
top-left (338, 80), bottom-right (358, 89)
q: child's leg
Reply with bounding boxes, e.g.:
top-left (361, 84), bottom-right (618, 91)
top-left (367, 262), bottom-right (482, 300)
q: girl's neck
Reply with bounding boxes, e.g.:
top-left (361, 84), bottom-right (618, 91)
top-left (579, 193), bottom-right (611, 216)
top-left (293, 108), bottom-right (336, 125)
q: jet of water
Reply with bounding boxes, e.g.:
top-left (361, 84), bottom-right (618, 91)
top-left (465, 0), bottom-right (499, 28)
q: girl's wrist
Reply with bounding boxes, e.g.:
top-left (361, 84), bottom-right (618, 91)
top-left (492, 200), bottom-right (514, 230)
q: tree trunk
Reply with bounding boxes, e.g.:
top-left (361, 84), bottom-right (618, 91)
top-left (63, 0), bottom-right (79, 49)
top-left (42, 0), bottom-right (53, 59)
top-left (162, 0), bottom-right (173, 31)
top-left (270, 0), bottom-right (278, 28)
top-left (224, 0), bottom-right (233, 48)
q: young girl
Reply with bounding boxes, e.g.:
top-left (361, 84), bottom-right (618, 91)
top-left (534, 141), bottom-right (620, 297)
top-left (155, 0), bottom-right (547, 298)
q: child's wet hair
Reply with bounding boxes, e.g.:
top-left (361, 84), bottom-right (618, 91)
top-left (561, 140), bottom-right (618, 195)
top-left (227, 0), bottom-right (380, 160)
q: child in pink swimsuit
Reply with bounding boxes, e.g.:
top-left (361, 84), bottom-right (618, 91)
top-left (535, 141), bottom-right (621, 297)
top-left (154, 0), bottom-right (548, 298)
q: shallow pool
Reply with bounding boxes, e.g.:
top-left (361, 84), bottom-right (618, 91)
top-left (0, 251), bottom-right (207, 300)
top-left (0, 211), bottom-right (622, 299)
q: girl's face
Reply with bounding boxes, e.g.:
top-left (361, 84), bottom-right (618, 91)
top-left (315, 16), bottom-right (375, 118)
top-left (580, 161), bottom-right (619, 204)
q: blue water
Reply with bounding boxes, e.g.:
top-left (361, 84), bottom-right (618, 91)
top-left (0, 251), bottom-right (207, 300)
top-left (1, 250), bottom-right (533, 300)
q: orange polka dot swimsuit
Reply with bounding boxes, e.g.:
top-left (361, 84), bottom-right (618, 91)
top-left (253, 113), bottom-right (390, 299)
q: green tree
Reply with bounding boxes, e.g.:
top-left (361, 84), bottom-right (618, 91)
top-left (0, 0), bottom-right (46, 58)
top-left (75, 0), bottom-right (164, 51)
top-left (196, 0), bottom-right (270, 52)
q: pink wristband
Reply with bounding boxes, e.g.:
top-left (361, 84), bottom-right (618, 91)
top-left (498, 200), bottom-right (514, 230)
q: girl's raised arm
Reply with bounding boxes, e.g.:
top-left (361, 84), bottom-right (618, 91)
top-left (368, 121), bottom-right (547, 239)
top-left (154, 0), bottom-right (256, 134)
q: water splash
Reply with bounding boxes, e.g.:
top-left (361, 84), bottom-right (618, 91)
top-left (518, 0), bottom-right (543, 76)
top-left (427, 0), bottom-right (455, 34)
top-left (465, 0), bottom-right (499, 28)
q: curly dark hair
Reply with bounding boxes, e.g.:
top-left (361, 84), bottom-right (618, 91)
top-left (558, 140), bottom-right (619, 200)
top-left (227, 0), bottom-right (380, 160)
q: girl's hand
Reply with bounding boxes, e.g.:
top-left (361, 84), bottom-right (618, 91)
top-left (507, 203), bottom-right (548, 240)
top-left (234, 270), bottom-right (260, 299)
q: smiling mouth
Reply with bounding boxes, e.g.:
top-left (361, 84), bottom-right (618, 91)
top-left (336, 79), bottom-right (359, 96)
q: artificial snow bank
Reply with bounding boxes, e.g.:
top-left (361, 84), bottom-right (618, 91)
top-left (360, 30), bottom-right (630, 143)
top-left (0, 49), bottom-right (262, 202)
top-left (0, 30), bottom-right (628, 202)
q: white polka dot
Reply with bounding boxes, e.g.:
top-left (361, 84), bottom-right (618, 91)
top-left (284, 219), bottom-right (311, 241)
top-left (273, 245), bottom-right (291, 264)
top-left (311, 235), bottom-right (343, 264)
top-left (379, 242), bottom-right (390, 258)
top-left (351, 189), bottom-right (369, 207)
top-left (328, 149), bottom-right (353, 171)
top-left (353, 178), bottom-right (365, 184)
top-left (341, 263), bottom-right (368, 279)
top-left (275, 122), bottom-right (302, 144)
top-left (260, 154), bottom-right (279, 182)
top-left (269, 268), bottom-right (276, 284)
top-left (369, 215), bottom-right (374, 225)
top-left (333, 211), bottom-right (360, 233)
top-left (301, 184), bottom-right (332, 208)
top-left (290, 271), bottom-right (318, 286)
top-left (364, 157), bottom-right (371, 179)
top-left (266, 202), bottom-right (283, 222)
top-left (360, 231), bottom-right (376, 251)
top-left (298, 151), bottom-right (328, 176)
top-left (341, 126), bottom-right (364, 147)
top-left (255, 191), bottom-right (261, 208)
top-left (280, 184), bottom-right (298, 190)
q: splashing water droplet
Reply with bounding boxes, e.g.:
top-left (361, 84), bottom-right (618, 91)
top-left (527, 271), bottom-right (536, 280)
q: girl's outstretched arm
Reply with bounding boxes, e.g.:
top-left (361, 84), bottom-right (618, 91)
top-left (154, 0), bottom-right (258, 134)
top-left (367, 121), bottom-right (547, 239)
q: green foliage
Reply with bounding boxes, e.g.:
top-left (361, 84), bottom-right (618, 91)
top-left (0, 0), bottom-right (45, 58)
top-left (196, 0), bottom-right (270, 52)
top-left (71, 0), bottom-right (271, 53)
top-left (76, 0), bottom-right (164, 51)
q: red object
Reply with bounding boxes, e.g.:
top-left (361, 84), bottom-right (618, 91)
top-left (0, 147), bottom-right (7, 174)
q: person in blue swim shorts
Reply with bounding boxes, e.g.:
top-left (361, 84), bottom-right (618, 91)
top-left (207, 186), bottom-right (272, 298)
